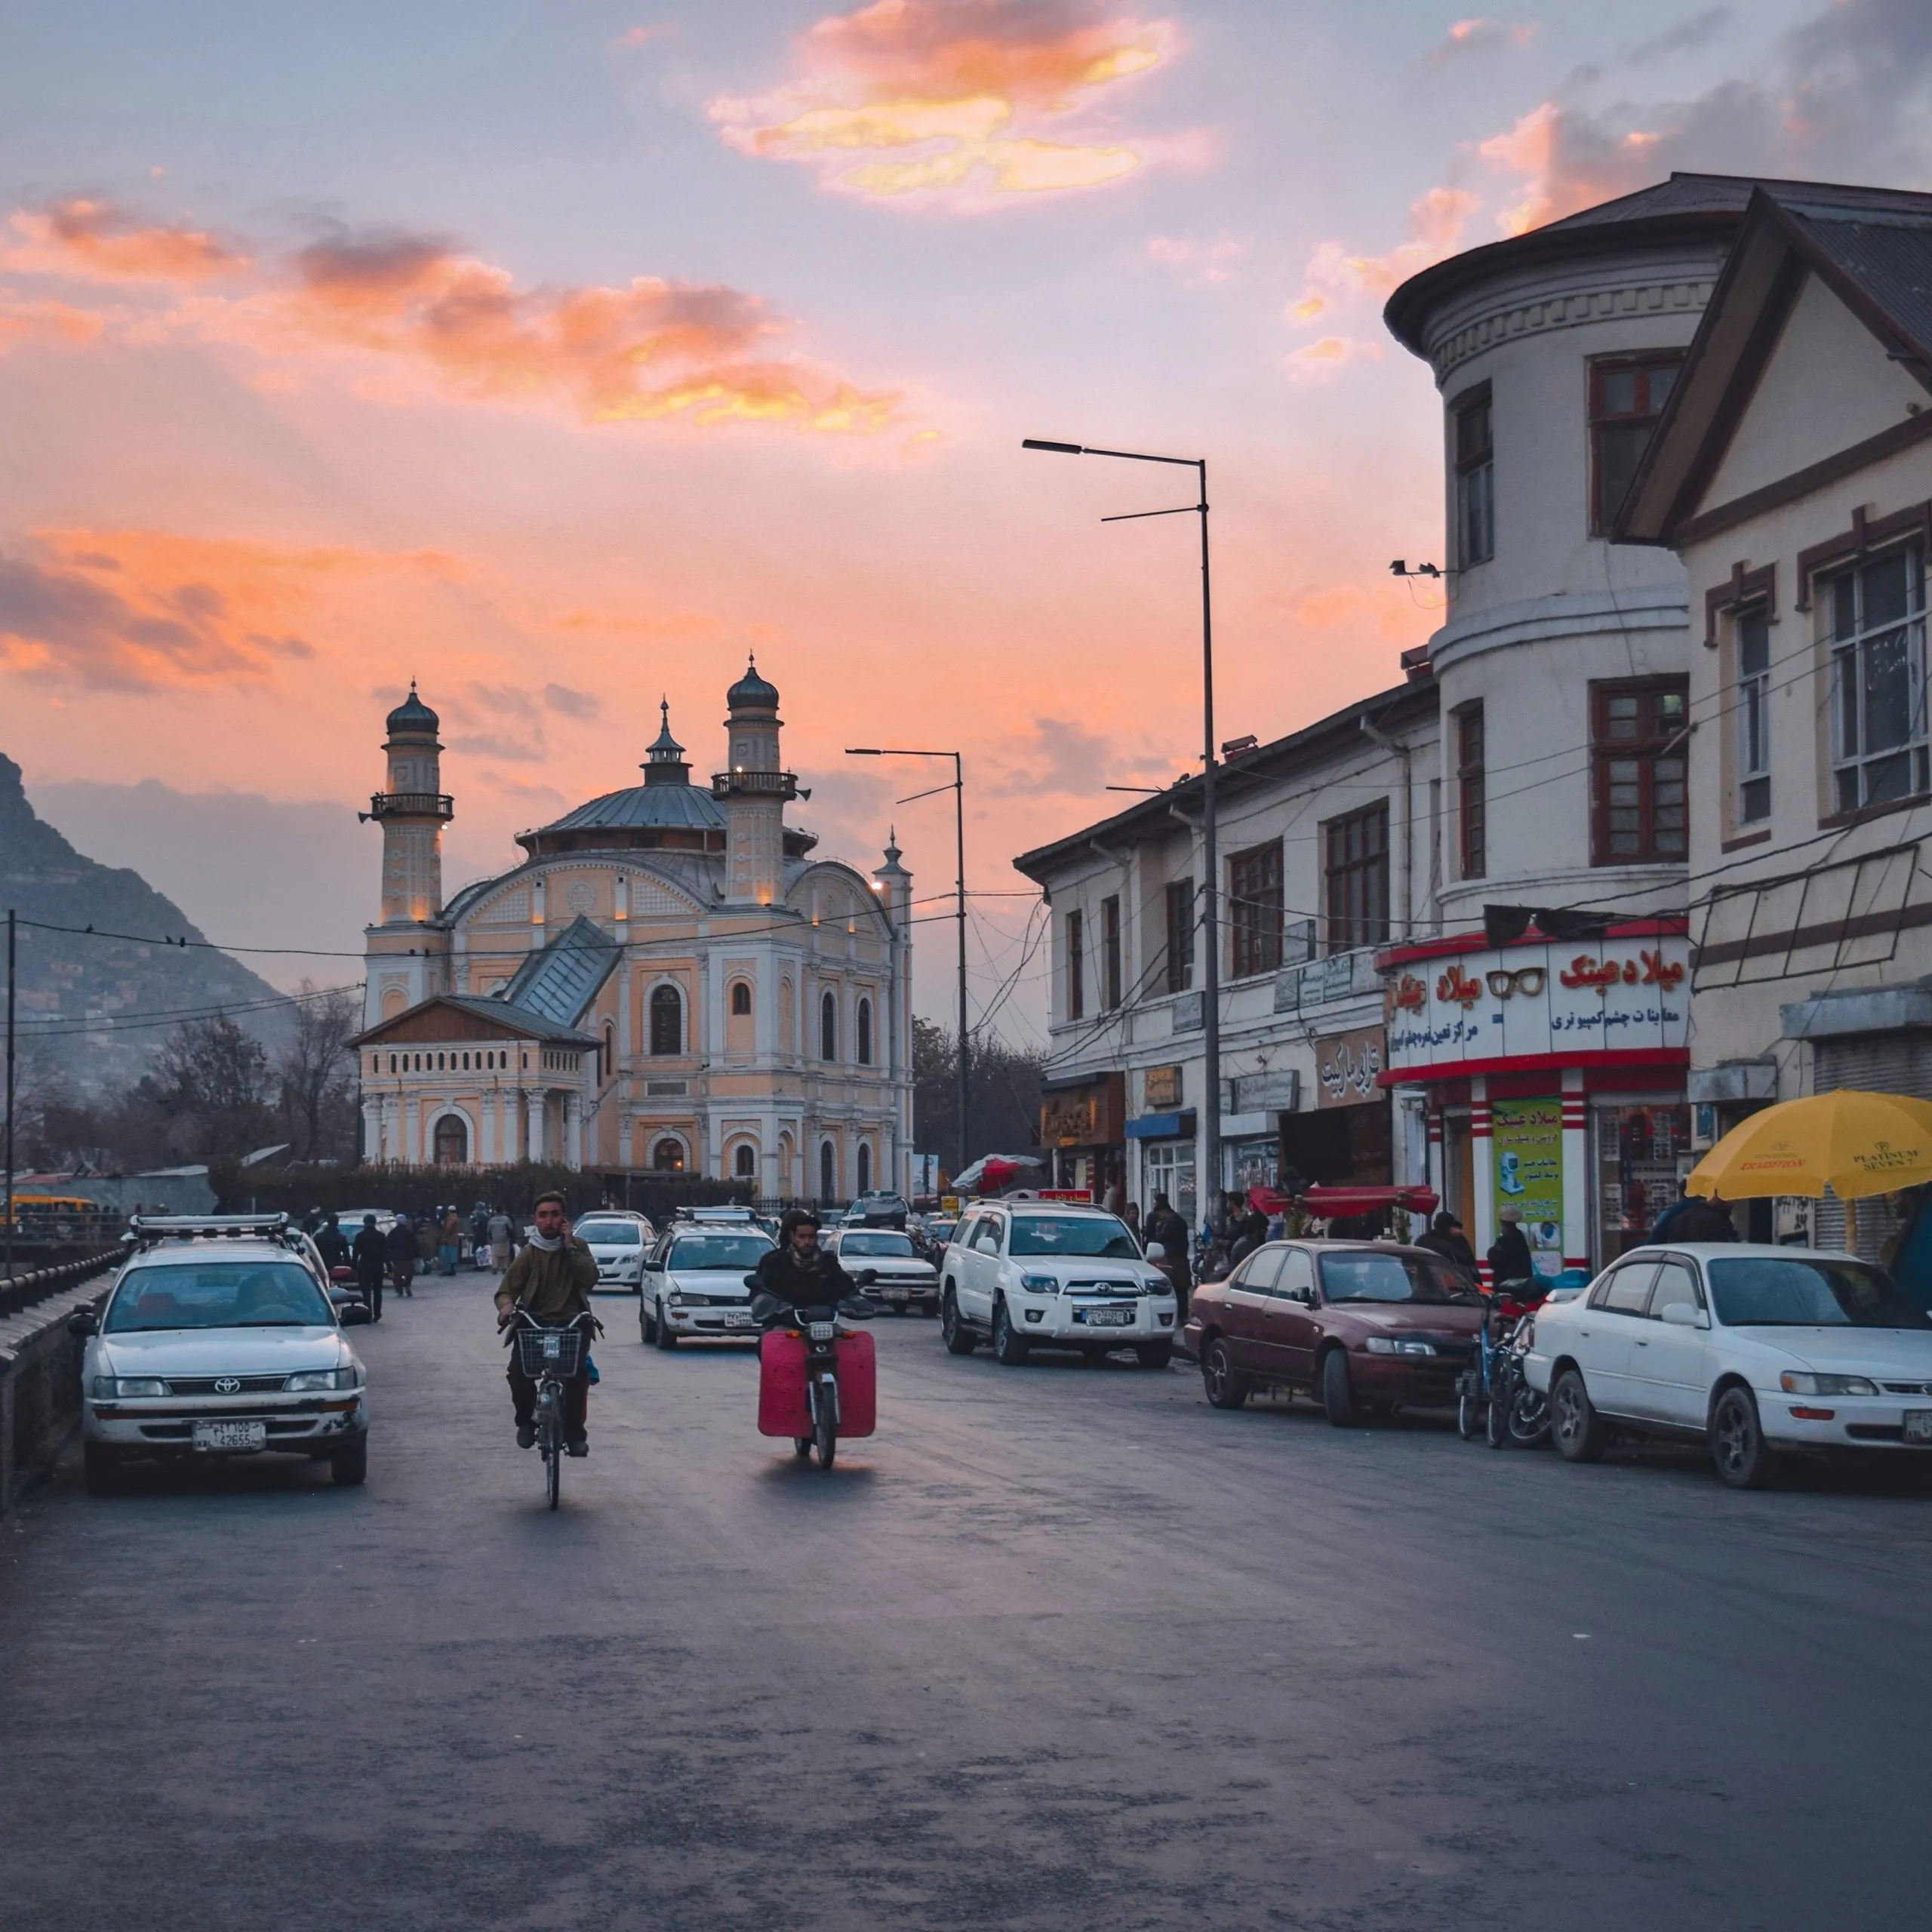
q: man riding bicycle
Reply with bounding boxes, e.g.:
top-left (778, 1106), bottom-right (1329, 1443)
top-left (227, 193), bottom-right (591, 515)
top-left (495, 1192), bottom-right (598, 1457)
top-left (748, 1209), bottom-right (860, 1319)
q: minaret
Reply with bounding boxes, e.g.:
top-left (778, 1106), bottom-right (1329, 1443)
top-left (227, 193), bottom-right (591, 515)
top-left (712, 657), bottom-right (795, 905)
top-left (371, 681), bottom-right (452, 924)
top-left (641, 698), bottom-right (691, 786)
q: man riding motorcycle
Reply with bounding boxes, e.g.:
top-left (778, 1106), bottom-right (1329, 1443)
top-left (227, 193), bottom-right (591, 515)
top-left (748, 1209), bottom-right (861, 1321)
top-left (495, 1192), bottom-right (598, 1457)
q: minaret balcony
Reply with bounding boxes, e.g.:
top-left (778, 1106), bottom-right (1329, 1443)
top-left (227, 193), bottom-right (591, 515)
top-left (367, 791), bottom-right (454, 822)
top-left (711, 769), bottom-right (798, 800)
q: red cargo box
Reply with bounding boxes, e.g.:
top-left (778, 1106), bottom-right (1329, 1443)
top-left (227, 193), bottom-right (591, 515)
top-left (757, 1328), bottom-right (877, 1439)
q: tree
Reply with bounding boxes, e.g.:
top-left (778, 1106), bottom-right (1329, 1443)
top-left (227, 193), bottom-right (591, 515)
top-left (912, 1017), bottom-right (1046, 1177)
top-left (278, 982), bottom-right (361, 1161)
top-left (151, 1013), bottom-right (275, 1164)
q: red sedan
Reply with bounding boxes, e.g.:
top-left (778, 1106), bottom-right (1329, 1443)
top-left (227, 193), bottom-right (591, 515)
top-left (1184, 1241), bottom-right (1484, 1426)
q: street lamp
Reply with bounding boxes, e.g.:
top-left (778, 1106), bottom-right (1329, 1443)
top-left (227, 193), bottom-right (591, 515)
top-left (845, 747), bottom-right (968, 1186)
top-left (1022, 436), bottom-right (1221, 1231)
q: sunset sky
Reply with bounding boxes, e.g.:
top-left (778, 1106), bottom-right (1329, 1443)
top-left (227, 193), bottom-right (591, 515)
top-left (4, 0), bottom-right (1927, 1039)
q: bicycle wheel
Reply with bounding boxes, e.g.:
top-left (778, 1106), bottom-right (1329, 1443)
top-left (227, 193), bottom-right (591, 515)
top-left (540, 1386), bottom-right (561, 1510)
top-left (1485, 1367), bottom-right (1510, 1449)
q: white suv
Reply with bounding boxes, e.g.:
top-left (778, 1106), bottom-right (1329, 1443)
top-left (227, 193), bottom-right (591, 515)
top-left (939, 1202), bottom-right (1177, 1367)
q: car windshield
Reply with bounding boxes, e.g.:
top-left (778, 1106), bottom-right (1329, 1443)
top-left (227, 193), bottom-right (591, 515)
top-left (1706, 1256), bottom-right (1931, 1329)
top-left (669, 1235), bottom-right (771, 1270)
top-left (1319, 1251), bottom-right (1469, 1304)
top-left (839, 1232), bottom-right (915, 1257)
top-left (106, 1262), bottom-right (335, 1331)
top-left (1007, 1214), bottom-right (1140, 1260)
top-left (576, 1221), bottom-right (641, 1245)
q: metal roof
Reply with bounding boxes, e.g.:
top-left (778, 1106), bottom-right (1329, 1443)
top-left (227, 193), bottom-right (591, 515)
top-left (501, 915), bottom-right (622, 1029)
top-left (537, 782), bottom-right (724, 835)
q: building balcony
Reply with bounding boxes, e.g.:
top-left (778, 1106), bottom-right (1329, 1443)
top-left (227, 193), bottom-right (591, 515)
top-left (366, 791), bottom-right (454, 822)
top-left (711, 768), bottom-right (798, 800)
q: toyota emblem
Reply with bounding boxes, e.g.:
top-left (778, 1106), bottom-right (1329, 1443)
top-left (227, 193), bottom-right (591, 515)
top-left (214, 1377), bottom-right (242, 1394)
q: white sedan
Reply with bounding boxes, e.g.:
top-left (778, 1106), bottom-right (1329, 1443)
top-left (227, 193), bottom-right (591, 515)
top-left (574, 1212), bottom-right (654, 1292)
top-left (823, 1227), bottom-right (938, 1314)
top-left (639, 1226), bottom-right (775, 1348)
top-left (1522, 1242), bottom-right (1932, 1488)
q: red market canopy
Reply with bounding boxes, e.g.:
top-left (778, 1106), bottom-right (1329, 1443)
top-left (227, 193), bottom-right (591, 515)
top-left (1245, 1183), bottom-right (1440, 1220)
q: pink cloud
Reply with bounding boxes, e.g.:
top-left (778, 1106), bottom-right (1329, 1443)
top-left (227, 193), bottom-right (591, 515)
top-left (0, 198), bottom-right (248, 282)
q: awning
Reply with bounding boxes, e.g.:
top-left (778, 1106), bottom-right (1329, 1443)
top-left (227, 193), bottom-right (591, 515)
top-left (1126, 1109), bottom-right (1197, 1141)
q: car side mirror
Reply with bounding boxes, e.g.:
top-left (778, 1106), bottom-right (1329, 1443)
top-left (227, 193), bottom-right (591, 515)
top-left (339, 1303), bottom-right (374, 1327)
top-left (1660, 1302), bottom-right (1709, 1329)
top-left (66, 1309), bottom-right (99, 1338)
top-left (1145, 1242), bottom-right (1167, 1261)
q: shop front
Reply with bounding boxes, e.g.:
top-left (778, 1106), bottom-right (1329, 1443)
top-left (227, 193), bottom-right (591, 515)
top-left (1040, 1071), bottom-right (1125, 1203)
top-left (1377, 923), bottom-right (1690, 1281)
top-left (1280, 1025), bottom-right (1392, 1190)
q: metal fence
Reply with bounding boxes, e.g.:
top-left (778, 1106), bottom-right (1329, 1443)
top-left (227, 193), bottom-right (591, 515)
top-left (1, 1244), bottom-right (125, 1516)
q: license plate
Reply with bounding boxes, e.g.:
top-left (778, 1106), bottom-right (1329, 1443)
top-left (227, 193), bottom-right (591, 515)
top-left (1082, 1307), bottom-right (1134, 1326)
top-left (883, 1287), bottom-right (908, 1300)
top-left (1904, 1411), bottom-right (1932, 1444)
top-left (192, 1419), bottom-right (266, 1453)
top-left (724, 1311), bottom-right (753, 1327)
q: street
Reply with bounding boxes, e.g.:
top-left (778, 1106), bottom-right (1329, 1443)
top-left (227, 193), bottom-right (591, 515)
top-left (5, 1274), bottom-right (1932, 1931)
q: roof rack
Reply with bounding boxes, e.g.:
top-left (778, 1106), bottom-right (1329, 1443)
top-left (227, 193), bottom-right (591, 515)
top-left (128, 1214), bottom-right (293, 1246)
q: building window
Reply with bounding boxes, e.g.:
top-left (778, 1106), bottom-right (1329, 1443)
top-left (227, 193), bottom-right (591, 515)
top-left (730, 980), bottom-right (752, 1016)
top-left (1229, 841), bottom-right (1284, 977)
top-left (734, 1143), bottom-right (756, 1180)
top-left (1324, 804), bottom-right (1389, 952)
top-left (1826, 546), bottom-right (1927, 814)
top-left (1101, 895), bottom-right (1122, 1010)
top-left (1454, 383), bottom-right (1494, 567)
top-left (433, 1115), bottom-right (468, 1165)
top-left (820, 1140), bottom-right (836, 1200)
top-left (857, 998), bottom-right (873, 1066)
top-left (820, 989), bottom-right (838, 1060)
top-left (1066, 909), bottom-right (1085, 1021)
top-left (857, 1143), bottom-right (872, 1195)
top-left (1164, 878), bottom-right (1194, 994)
top-left (649, 983), bottom-right (683, 1056)
top-left (1589, 353), bottom-right (1682, 534)
top-left (601, 1025), bottom-right (614, 1079)
top-left (1591, 678), bottom-right (1688, 863)
top-left (652, 1137), bottom-right (685, 1172)
top-left (1456, 703), bottom-right (1486, 880)
top-left (1736, 605), bottom-right (1771, 825)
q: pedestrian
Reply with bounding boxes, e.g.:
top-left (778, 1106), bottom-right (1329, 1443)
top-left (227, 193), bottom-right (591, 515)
top-left (1122, 1201), bottom-right (1143, 1250)
top-left (1418, 1211), bottom-right (1478, 1276)
top-left (385, 1212), bottom-right (417, 1297)
top-left (1145, 1192), bottom-right (1193, 1324)
top-left (301, 1204), bottom-right (326, 1236)
top-left (1648, 1187), bottom-right (1739, 1244)
top-left (1487, 1204), bottom-right (1535, 1288)
top-left (438, 1205), bottom-right (463, 1277)
top-left (416, 1211), bottom-right (437, 1267)
top-left (1228, 1197), bottom-right (1269, 1267)
top-left (469, 1199), bottom-right (490, 1268)
top-left (487, 1205), bottom-right (515, 1271)
top-left (352, 1212), bottom-right (387, 1321)
top-left (314, 1215), bottom-right (351, 1274)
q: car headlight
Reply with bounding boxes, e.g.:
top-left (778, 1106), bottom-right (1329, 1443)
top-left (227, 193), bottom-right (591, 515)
top-left (93, 1376), bottom-right (169, 1398)
top-left (285, 1367), bottom-right (358, 1392)
top-left (1018, 1273), bottom-right (1060, 1295)
top-left (1780, 1371), bottom-right (1879, 1396)
top-left (1141, 1275), bottom-right (1170, 1294)
top-left (1363, 1337), bottom-right (1435, 1357)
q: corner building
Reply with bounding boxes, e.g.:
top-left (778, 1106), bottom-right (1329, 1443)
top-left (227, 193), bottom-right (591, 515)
top-left (352, 662), bottom-right (914, 1200)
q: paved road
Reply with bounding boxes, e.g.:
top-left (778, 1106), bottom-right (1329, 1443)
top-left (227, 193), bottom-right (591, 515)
top-left (5, 1274), bottom-right (1932, 1930)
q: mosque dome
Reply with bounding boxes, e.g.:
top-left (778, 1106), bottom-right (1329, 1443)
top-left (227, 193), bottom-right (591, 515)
top-left (725, 656), bottom-right (780, 712)
top-left (385, 681), bottom-right (440, 737)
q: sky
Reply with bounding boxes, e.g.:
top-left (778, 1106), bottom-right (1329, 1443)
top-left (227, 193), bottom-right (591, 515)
top-left (4, 0), bottom-right (1930, 1042)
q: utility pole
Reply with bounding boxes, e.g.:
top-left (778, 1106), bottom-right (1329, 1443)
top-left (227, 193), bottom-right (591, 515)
top-left (5, 909), bottom-right (15, 1284)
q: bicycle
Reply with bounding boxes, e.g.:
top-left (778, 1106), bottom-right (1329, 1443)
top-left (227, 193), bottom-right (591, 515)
top-left (509, 1309), bottom-right (595, 1509)
top-left (1458, 1278), bottom-right (1545, 1448)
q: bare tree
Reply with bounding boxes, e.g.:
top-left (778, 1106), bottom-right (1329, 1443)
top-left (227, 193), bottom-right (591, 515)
top-left (278, 982), bottom-right (362, 1161)
top-left (152, 1013), bottom-right (275, 1163)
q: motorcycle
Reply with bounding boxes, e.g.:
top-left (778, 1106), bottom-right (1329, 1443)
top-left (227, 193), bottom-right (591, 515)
top-left (1457, 1278), bottom-right (1552, 1449)
top-left (749, 1270), bottom-right (879, 1469)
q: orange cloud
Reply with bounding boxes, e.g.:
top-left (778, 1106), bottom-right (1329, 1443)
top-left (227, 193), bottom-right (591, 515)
top-left (708, 0), bottom-right (1184, 211)
top-left (1285, 336), bottom-right (1384, 377)
top-left (1478, 100), bottom-right (1663, 233)
top-left (0, 295), bottom-right (104, 351)
top-left (1, 198), bottom-right (248, 281)
top-left (1293, 185), bottom-right (1479, 310)
top-left (1426, 17), bottom-right (1539, 68)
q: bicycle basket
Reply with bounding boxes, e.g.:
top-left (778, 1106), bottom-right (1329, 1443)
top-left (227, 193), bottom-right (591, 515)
top-left (516, 1324), bottom-right (586, 1379)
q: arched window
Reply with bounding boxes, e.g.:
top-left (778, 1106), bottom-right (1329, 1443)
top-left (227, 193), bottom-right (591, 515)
top-left (820, 990), bottom-right (838, 1061)
top-left (433, 1115), bottom-right (468, 1166)
top-left (650, 983), bottom-right (683, 1056)
top-left (651, 1137), bottom-right (685, 1172)
top-left (857, 998), bottom-right (873, 1066)
top-left (601, 1023), bottom-right (614, 1080)
top-left (731, 980), bottom-right (752, 1016)
top-left (820, 1140), bottom-right (836, 1201)
top-left (856, 1142), bottom-right (871, 1195)
top-left (734, 1143), bottom-right (756, 1179)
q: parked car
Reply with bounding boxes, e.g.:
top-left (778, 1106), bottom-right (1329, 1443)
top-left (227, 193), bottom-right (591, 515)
top-left (640, 1223), bottom-right (776, 1347)
top-left (1186, 1241), bottom-right (1484, 1424)
top-left (1522, 1242), bottom-right (1932, 1488)
top-left (938, 1201), bottom-right (1177, 1367)
top-left (823, 1226), bottom-right (939, 1314)
top-left (332, 1208), bottom-right (397, 1238)
top-left (573, 1211), bottom-right (654, 1293)
top-left (72, 1214), bottom-right (371, 1492)
top-left (848, 1191), bottom-right (911, 1229)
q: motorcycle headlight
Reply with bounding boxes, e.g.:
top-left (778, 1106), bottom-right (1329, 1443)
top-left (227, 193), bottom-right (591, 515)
top-left (1363, 1337), bottom-right (1435, 1357)
top-left (1019, 1274), bottom-right (1060, 1295)
top-left (93, 1376), bottom-right (169, 1398)
top-left (285, 1367), bottom-right (358, 1392)
top-left (1780, 1371), bottom-right (1879, 1397)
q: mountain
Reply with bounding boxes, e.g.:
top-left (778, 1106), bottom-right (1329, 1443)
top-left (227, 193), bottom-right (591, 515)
top-left (0, 752), bottom-right (296, 1096)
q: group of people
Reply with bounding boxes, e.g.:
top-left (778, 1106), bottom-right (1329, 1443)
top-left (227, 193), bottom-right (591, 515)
top-left (303, 1202), bottom-right (525, 1320)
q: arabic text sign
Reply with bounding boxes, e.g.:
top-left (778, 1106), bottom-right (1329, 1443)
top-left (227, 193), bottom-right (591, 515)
top-left (1491, 1096), bottom-right (1564, 1278)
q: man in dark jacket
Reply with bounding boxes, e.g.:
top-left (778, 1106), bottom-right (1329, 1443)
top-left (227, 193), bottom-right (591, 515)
top-left (314, 1217), bottom-right (351, 1274)
top-left (495, 1192), bottom-right (599, 1454)
top-left (749, 1209), bottom-right (859, 1315)
top-left (351, 1214), bottom-right (388, 1321)
top-left (1419, 1211), bottom-right (1478, 1275)
top-left (1649, 1189), bottom-right (1739, 1245)
top-left (1143, 1194), bottom-right (1194, 1324)
top-left (385, 1215), bottom-right (417, 1297)
top-left (1487, 1205), bottom-right (1536, 1287)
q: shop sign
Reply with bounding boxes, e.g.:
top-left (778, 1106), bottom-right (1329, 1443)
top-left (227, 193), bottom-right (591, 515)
top-left (1315, 1027), bottom-right (1385, 1109)
top-left (1143, 1064), bottom-right (1184, 1109)
top-left (1384, 936), bottom-right (1689, 1075)
top-left (1491, 1096), bottom-right (1564, 1280)
top-left (1231, 1067), bottom-right (1300, 1113)
top-left (1039, 1072), bottom-right (1124, 1148)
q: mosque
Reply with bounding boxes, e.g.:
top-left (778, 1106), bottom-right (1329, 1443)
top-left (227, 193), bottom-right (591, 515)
top-left (351, 660), bottom-right (915, 1201)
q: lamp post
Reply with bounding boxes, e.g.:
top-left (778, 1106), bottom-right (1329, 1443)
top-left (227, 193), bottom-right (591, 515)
top-left (1023, 437), bottom-right (1220, 1231)
top-left (845, 747), bottom-right (968, 1186)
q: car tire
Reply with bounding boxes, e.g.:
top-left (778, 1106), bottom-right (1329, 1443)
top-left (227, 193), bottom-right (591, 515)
top-left (82, 1443), bottom-right (123, 1494)
top-left (1320, 1349), bottom-right (1358, 1428)
top-left (1551, 1368), bottom-right (1611, 1463)
top-left (1201, 1335), bottom-right (1248, 1410)
top-left (941, 1288), bottom-right (977, 1355)
top-left (654, 1300), bottom-right (678, 1350)
top-left (640, 1297), bottom-right (654, 1344)
top-left (1136, 1342), bottom-right (1173, 1371)
top-left (1506, 1383), bottom-right (1552, 1449)
top-left (1711, 1385), bottom-right (1783, 1491)
top-left (992, 1299), bottom-right (1029, 1366)
top-left (331, 1439), bottom-right (368, 1487)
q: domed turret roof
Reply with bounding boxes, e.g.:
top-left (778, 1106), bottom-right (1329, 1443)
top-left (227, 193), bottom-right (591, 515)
top-left (726, 655), bottom-right (780, 712)
top-left (385, 681), bottom-right (439, 737)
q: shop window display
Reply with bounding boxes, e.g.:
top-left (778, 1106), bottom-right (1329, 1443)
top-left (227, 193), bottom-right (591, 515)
top-left (1595, 1103), bottom-right (1690, 1261)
